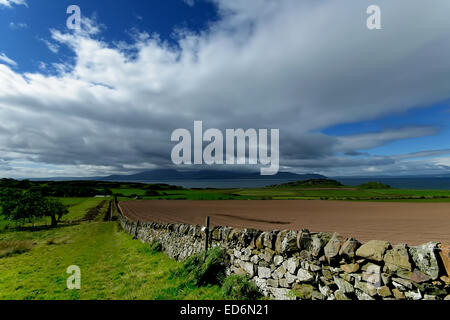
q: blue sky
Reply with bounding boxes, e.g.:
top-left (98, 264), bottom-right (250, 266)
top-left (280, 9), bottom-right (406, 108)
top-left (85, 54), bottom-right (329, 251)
top-left (324, 102), bottom-right (450, 155)
top-left (1, 0), bottom-right (450, 178)
top-left (1, 0), bottom-right (218, 73)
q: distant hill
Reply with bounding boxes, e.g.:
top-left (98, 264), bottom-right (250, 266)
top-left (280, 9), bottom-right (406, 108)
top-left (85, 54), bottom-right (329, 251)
top-left (270, 179), bottom-right (344, 188)
top-left (99, 170), bottom-right (327, 182)
top-left (102, 169), bottom-right (185, 181)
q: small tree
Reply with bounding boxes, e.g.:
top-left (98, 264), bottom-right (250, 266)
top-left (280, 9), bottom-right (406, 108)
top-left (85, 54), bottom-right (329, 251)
top-left (14, 191), bottom-right (42, 225)
top-left (41, 198), bottom-right (69, 227)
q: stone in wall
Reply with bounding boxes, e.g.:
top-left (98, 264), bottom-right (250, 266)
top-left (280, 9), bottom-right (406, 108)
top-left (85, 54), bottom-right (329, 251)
top-left (324, 233), bottom-right (342, 262)
top-left (298, 230), bottom-right (331, 257)
top-left (241, 229), bottom-right (261, 248)
top-left (383, 244), bottom-right (412, 273)
top-left (285, 257), bottom-right (298, 274)
top-left (409, 242), bottom-right (440, 280)
top-left (275, 230), bottom-right (298, 254)
top-left (438, 244), bottom-right (450, 277)
top-left (339, 238), bottom-right (360, 260)
top-left (227, 228), bottom-right (243, 244)
top-left (264, 231), bottom-right (278, 250)
top-left (255, 233), bottom-right (264, 249)
top-left (356, 240), bottom-right (391, 262)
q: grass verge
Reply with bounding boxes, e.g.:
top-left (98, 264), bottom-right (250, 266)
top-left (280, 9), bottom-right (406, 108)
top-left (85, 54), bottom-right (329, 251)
top-left (0, 221), bottom-right (226, 300)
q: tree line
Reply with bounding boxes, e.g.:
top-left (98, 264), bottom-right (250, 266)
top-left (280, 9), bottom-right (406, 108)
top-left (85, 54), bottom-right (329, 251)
top-left (0, 178), bottom-right (112, 197)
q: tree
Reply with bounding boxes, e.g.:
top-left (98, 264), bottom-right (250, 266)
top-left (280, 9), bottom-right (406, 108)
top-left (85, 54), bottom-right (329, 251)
top-left (14, 191), bottom-right (42, 224)
top-left (0, 188), bottom-right (24, 221)
top-left (41, 198), bottom-right (69, 227)
top-left (0, 190), bottom-right (68, 227)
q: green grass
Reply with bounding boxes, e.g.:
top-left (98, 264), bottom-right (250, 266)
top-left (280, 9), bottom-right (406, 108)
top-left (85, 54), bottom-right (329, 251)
top-left (115, 188), bottom-right (260, 202)
top-left (0, 195), bottom-right (228, 300)
top-left (0, 221), bottom-right (224, 300)
top-left (225, 187), bottom-right (450, 201)
top-left (111, 188), bottom-right (147, 197)
top-left (62, 198), bottom-right (106, 222)
top-left (58, 198), bottom-right (88, 207)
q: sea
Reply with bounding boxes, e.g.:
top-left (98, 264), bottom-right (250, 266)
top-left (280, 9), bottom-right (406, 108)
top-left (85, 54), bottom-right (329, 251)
top-left (136, 177), bottom-right (450, 190)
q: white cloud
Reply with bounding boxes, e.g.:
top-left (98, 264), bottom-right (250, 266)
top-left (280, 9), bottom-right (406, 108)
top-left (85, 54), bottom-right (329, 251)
top-left (1, 0), bottom-right (450, 177)
top-left (0, 0), bottom-right (27, 8)
top-left (183, 0), bottom-right (196, 7)
top-left (9, 22), bottom-right (28, 29)
top-left (40, 38), bottom-right (60, 54)
top-left (432, 157), bottom-right (450, 167)
top-left (334, 127), bottom-right (440, 152)
top-left (38, 62), bottom-right (47, 70)
top-left (0, 53), bottom-right (17, 67)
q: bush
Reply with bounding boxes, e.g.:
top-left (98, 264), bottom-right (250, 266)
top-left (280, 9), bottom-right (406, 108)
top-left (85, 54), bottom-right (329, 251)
top-left (222, 275), bottom-right (262, 300)
top-left (172, 247), bottom-right (228, 286)
top-left (149, 241), bottom-right (162, 253)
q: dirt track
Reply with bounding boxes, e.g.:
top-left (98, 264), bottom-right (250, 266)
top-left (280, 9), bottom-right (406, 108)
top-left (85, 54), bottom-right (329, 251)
top-left (119, 200), bottom-right (450, 245)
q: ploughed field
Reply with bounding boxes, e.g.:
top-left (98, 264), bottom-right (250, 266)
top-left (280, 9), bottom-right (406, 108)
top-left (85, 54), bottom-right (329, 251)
top-left (119, 200), bottom-right (450, 246)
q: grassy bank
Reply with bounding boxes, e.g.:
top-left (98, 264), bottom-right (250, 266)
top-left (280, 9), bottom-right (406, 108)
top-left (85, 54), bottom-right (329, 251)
top-left (0, 220), bottom-right (226, 300)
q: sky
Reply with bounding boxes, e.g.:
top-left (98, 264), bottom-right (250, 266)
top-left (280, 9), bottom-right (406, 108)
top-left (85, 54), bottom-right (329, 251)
top-left (1, 0), bottom-right (450, 178)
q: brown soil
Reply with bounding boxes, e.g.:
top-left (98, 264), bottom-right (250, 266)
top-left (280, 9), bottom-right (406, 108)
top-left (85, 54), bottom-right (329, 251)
top-left (119, 200), bottom-right (450, 246)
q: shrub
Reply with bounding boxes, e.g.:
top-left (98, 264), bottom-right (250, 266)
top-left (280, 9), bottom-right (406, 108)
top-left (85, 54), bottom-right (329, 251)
top-left (222, 275), bottom-right (262, 300)
top-left (172, 247), bottom-right (228, 286)
top-left (149, 241), bottom-right (163, 253)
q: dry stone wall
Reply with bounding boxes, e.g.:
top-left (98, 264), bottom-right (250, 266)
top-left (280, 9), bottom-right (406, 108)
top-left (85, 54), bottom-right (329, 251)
top-left (118, 208), bottom-right (450, 301)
